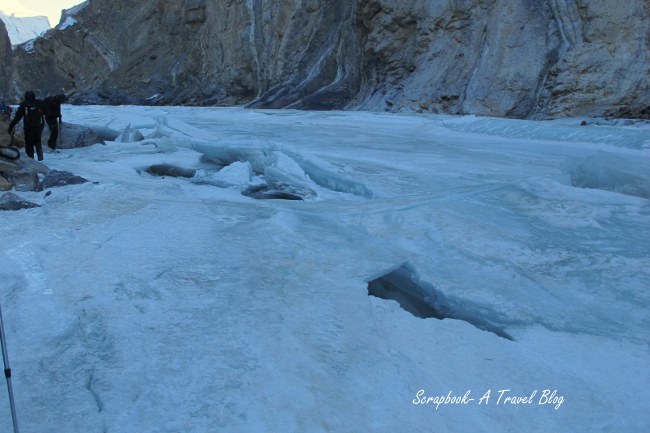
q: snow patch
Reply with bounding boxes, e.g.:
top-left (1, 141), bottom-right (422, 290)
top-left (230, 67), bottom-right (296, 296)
top-left (57, 16), bottom-right (76, 30)
top-left (21, 40), bottom-right (35, 53)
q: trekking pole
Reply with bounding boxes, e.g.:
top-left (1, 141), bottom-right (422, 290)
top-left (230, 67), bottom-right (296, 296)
top-left (59, 117), bottom-right (62, 146)
top-left (0, 304), bottom-right (20, 433)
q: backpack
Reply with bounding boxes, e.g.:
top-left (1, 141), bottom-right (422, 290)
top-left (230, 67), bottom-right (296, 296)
top-left (23, 101), bottom-right (44, 128)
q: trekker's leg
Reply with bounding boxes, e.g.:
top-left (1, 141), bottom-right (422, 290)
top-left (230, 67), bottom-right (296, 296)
top-left (35, 126), bottom-right (44, 161)
top-left (24, 129), bottom-right (35, 159)
top-left (47, 116), bottom-right (58, 149)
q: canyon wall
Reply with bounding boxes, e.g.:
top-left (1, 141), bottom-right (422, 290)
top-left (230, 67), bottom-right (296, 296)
top-left (4, 0), bottom-right (649, 118)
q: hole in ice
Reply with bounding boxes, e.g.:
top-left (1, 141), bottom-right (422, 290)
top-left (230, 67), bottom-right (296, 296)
top-left (367, 263), bottom-right (513, 341)
top-left (368, 266), bottom-right (443, 320)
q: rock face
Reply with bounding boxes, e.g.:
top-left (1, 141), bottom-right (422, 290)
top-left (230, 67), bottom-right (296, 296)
top-left (0, 19), bottom-right (13, 99)
top-left (8, 0), bottom-right (650, 118)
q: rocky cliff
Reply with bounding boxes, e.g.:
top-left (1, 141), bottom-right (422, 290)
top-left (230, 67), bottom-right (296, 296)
top-left (0, 19), bottom-right (13, 99)
top-left (6, 0), bottom-right (650, 118)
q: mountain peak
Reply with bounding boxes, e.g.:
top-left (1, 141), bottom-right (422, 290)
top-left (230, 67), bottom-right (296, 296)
top-left (0, 11), bottom-right (50, 46)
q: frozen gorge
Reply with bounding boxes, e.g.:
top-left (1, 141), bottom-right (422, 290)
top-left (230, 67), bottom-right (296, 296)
top-left (0, 106), bottom-right (649, 432)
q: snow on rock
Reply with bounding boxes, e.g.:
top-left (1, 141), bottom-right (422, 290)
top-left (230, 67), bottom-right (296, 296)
top-left (21, 39), bottom-right (35, 53)
top-left (0, 11), bottom-right (49, 45)
top-left (57, 16), bottom-right (76, 31)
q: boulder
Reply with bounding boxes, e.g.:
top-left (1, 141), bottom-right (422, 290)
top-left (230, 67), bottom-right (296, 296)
top-left (0, 114), bottom-right (25, 149)
top-left (3, 117), bottom-right (118, 150)
top-left (0, 156), bottom-right (49, 192)
top-left (0, 145), bottom-right (20, 160)
top-left (0, 192), bottom-right (40, 211)
top-left (40, 169), bottom-right (89, 189)
top-left (52, 122), bottom-right (120, 149)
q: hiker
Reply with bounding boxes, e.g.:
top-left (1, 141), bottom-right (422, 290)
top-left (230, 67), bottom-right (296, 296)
top-left (43, 94), bottom-right (67, 151)
top-left (7, 91), bottom-right (45, 161)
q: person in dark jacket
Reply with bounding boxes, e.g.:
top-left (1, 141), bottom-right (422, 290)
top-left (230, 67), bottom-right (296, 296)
top-left (7, 91), bottom-right (45, 161)
top-left (43, 94), bottom-right (67, 151)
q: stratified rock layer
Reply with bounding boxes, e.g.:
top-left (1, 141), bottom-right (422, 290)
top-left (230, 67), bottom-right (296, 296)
top-left (8, 0), bottom-right (650, 118)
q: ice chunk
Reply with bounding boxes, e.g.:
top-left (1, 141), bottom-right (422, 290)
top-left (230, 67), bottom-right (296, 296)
top-left (116, 124), bottom-right (145, 143)
top-left (192, 161), bottom-right (253, 188)
top-left (565, 151), bottom-right (650, 199)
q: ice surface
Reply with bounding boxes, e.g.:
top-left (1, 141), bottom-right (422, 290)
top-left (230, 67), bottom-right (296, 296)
top-left (0, 106), bottom-right (648, 433)
top-left (565, 151), bottom-right (650, 199)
